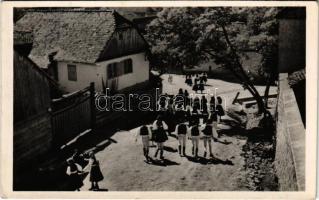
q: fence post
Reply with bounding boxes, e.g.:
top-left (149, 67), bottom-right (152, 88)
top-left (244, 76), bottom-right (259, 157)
top-left (90, 82), bottom-right (96, 130)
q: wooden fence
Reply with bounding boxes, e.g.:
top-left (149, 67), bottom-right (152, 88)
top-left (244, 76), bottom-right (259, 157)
top-left (50, 83), bottom-right (95, 147)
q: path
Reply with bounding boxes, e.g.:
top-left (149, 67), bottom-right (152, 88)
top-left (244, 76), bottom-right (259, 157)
top-left (78, 74), bottom-right (276, 191)
top-left (81, 118), bottom-right (249, 191)
top-left (161, 74), bottom-right (277, 106)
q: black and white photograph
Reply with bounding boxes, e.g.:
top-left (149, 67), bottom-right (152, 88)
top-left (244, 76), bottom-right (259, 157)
top-left (0, 1), bottom-right (317, 198)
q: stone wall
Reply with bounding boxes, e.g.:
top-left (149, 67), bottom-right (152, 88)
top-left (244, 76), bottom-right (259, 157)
top-left (275, 73), bottom-right (305, 191)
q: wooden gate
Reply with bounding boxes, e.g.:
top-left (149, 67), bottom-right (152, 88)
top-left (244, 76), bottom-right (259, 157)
top-left (50, 83), bottom-right (95, 147)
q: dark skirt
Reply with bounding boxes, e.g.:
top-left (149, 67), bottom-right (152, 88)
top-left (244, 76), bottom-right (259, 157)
top-left (199, 84), bottom-right (204, 91)
top-left (192, 84), bottom-right (199, 91)
top-left (185, 78), bottom-right (193, 86)
top-left (69, 173), bottom-right (83, 189)
top-left (202, 76), bottom-right (207, 83)
top-left (90, 163), bottom-right (104, 182)
top-left (153, 129), bottom-right (168, 143)
top-left (216, 105), bottom-right (225, 116)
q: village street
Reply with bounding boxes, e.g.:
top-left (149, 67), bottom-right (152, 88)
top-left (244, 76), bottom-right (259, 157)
top-left (78, 74), bottom-right (277, 191)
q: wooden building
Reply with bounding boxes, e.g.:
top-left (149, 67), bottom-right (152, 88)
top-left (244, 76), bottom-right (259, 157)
top-left (13, 49), bottom-right (54, 188)
top-left (277, 7), bottom-right (306, 125)
top-left (15, 10), bottom-right (150, 93)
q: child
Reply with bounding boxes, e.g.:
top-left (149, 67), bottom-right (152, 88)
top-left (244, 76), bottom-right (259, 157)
top-left (168, 74), bottom-right (173, 84)
top-left (202, 118), bottom-right (214, 158)
top-left (209, 96), bottom-right (216, 113)
top-left (201, 96), bottom-right (209, 123)
top-left (84, 152), bottom-right (104, 191)
top-left (174, 123), bottom-right (188, 157)
top-left (152, 116), bottom-right (169, 159)
top-left (185, 105), bottom-right (192, 125)
top-left (189, 123), bottom-right (200, 158)
top-left (136, 125), bottom-right (151, 162)
top-left (209, 111), bottom-right (219, 138)
top-left (216, 96), bottom-right (225, 122)
top-left (202, 72), bottom-right (208, 84)
top-left (199, 79), bottom-right (205, 93)
top-left (184, 90), bottom-right (190, 106)
top-left (66, 158), bottom-right (83, 191)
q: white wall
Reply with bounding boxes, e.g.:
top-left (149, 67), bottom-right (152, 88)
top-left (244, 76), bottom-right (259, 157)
top-left (96, 52), bottom-right (150, 91)
top-left (57, 52), bottom-right (149, 93)
top-left (57, 62), bottom-right (100, 93)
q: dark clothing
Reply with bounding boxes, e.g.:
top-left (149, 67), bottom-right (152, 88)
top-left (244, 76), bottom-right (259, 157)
top-left (186, 110), bottom-right (192, 123)
top-left (140, 126), bottom-right (149, 136)
top-left (199, 80), bottom-right (205, 91)
top-left (202, 125), bottom-right (213, 136)
top-left (89, 160), bottom-right (104, 182)
top-left (210, 112), bottom-right (218, 122)
top-left (202, 75), bottom-right (207, 83)
top-left (190, 113), bottom-right (200, 126)
top-left (153, 127), bottom-right (168, 143)
top-left (216, 104), bottom-right (225, 116)
top-left (68, 165), bottom-right (83, 190)
top-left (191, 126), bottom-right (200, 136)
top-left (192, 84), bottom-right (199, 92)
top-left (177, 124), bottom-right (187, 135)
top-left (210, 102), bottom-right (216, 112)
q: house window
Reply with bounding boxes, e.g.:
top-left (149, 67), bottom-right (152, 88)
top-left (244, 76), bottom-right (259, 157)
top-left (107, 63), bottom-right (117, 79)
top-left (67, 64), bottom-right (77, 81)
top-left (107, 59), bottom-right (133, 79)
top-left (124, 59), bottom-right (133, 74)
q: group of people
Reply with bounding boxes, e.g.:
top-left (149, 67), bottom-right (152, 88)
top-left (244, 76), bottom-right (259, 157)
top-left (66, 151), bottom-right (104, 191)
top-left (137, 87), bottom-right (226, 162)
top-left (185, 73), bottom-right (208, 94)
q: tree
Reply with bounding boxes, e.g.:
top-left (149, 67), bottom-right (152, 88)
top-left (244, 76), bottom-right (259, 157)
top-left (247, 8), bottom-right (279, 108)
top-left (147, 7), bottom-right (276, 114)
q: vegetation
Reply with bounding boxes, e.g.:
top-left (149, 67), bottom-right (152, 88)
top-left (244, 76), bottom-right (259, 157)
top-left (146, 7), bottom-right (280, 114)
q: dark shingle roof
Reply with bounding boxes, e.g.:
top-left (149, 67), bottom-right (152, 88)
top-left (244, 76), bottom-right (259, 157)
top-left (15, 10), bottom-right (117, 68)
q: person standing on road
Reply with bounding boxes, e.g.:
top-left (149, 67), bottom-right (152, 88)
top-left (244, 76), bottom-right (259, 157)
top-left (199, 78), bottom-right (205, 93)
top-left (209, 96), bottom-right (216, 113)
top-left (189, 123), bottom-right (200, 158)
top-left (202, 118), bottom-right (214, 158)
top-left (66, 158), bottom-right (83, 191)
top-left (216, 96), bottom-right (225, 122)
top-left (201, 96), bottom-right (209, 123)
top-left (84, 152), bottom-right (104, 191)
top-left (136, 125), bottom-right (151, 162)
top-left (152, 116), bottom-right (169, 160)
top-left (174, 123), bottom-right (188, 157)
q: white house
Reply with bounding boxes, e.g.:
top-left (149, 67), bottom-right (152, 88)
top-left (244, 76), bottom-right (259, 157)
top-left (15, 9), bottom-right (150, 93)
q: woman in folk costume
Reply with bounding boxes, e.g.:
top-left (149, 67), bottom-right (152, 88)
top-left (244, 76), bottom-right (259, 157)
top-left (84, 152), bottom-right (104, 191)
top-left (202, 72), bottom-right (208, 84)
top-left (201, 95), bottom-right (209, 123)
top-left (185, 75), bottom-right (193, 86)
top-left (152, 115), bottom-right (169, 159)
top-left (135, 125), bottom-right (152, 162)
top-left (209, 96), bottom-right (216, 113)
top-left (209, 111), bottom-right (219, 138)
top-left (185, 105), bottom-right (193, 125)
top-left (188, 122), bottom-right (201, 158)
top-left (166, 97), bottom-right (176, 135)
top-left (184, 89), bottom-right (191, 106)
top-left (190, 97), bottom-right (201, 126)
top-left (66, 158), bottom-right (83, 191)
top-left (175, 94), bottom-right (186, 123)
top-left (216, 96), bottom-right (225, 122)
top-left (199, 78), bottom-right (205, 94)
top-left (201, 118), bottom-right (215, 158)
top-left (174, 122), bottom-right (188, 157)
top-left (192, 74), bottom-right (200, 93)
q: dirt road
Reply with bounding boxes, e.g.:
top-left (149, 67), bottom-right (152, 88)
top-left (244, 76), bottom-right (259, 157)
top-left (80, 119), bottom-right (250, 191)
